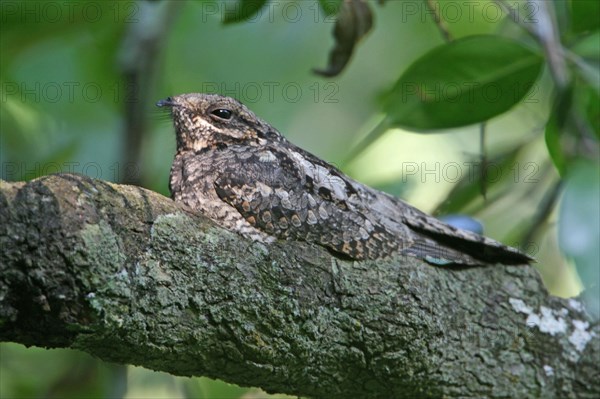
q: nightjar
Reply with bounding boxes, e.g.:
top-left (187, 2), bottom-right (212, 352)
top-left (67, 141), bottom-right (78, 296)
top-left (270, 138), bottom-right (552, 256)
top-left (157, 93), bottom-right (532, 266)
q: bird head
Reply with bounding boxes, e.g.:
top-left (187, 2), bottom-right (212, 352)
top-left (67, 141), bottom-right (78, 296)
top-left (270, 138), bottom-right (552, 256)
top-left (157, 93), bottom-right (276, 152)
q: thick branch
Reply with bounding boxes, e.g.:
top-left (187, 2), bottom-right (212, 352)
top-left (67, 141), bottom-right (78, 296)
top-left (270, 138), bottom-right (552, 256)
top-left (1, 174), bottom-right (598, 398)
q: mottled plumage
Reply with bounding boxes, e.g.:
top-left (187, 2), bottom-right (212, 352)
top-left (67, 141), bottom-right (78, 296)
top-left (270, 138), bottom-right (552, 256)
top-left (158, 93), bottom-right (532, 266)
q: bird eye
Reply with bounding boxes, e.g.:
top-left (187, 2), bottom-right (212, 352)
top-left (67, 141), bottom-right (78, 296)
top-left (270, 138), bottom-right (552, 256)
top-left (210, 108), bottom-right (233, 120)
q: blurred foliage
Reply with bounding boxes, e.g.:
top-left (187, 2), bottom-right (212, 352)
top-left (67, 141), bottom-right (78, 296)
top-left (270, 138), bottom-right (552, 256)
top-left (559, 160), bottom-right (600, 317)
top-left (0, 343), bottom-right (294, 399)
top-left (1, 0), bottom-right (598, 398)
top-left (222, 0), bottom-right (268, 24)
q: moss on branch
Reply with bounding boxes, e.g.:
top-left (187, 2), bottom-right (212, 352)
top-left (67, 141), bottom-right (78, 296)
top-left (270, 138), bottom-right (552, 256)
top-left (1, 174), bottom-right (598, 398)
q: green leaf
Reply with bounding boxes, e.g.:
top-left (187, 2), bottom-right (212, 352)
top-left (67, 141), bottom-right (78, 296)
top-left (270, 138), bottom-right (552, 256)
top-left (545, 115), bottom-right (568, 176)
top-left (571, 31), bottom-right (600, 92)
top-left (222, 0), bottom-right (268, 24)
top-left (384, 35), bottom-right (544, 130)
top-left (318, 0), bottom-right (342, 16)
top-left (584, 86), bottom-right (600, 137)
top-left (573, 81), bottom-right (600, 140)
top-left (558, 159), bottom-right (600, 318)
top-left (571, 0), bottom-right (600, 33)
top-left (545, 77), bottom-right (599, 176)
top-left (572, 30), bottom-right (600, 61)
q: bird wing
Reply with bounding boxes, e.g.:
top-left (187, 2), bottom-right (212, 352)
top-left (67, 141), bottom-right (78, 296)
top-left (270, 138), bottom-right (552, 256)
top-left (213, 145), bottom-right (532, 266)
top-left (212, 145), bottom-right (403, 260)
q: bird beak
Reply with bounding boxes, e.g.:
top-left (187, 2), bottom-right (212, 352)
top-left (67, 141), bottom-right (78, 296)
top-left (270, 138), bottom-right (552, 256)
top-left (156, 97), bottom-right (176, 108)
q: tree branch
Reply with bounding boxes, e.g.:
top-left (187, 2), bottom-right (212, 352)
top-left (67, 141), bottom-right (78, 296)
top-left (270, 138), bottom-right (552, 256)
top-left (1, 174), bottom-right (598, 398)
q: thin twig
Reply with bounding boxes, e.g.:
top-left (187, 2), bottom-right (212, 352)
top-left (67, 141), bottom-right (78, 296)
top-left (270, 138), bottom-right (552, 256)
top-left (118, 1), bottom-right (183, 185)
top-left (495, 0), bottom-right (537, 37)
top-left (425, 0), bottom-right (453, 42)
top-left (521, 180), bottom-right (563, 246)
top-left (495, 0), bottom-right (570, 89)
top-left (479, 122), bottom-right (488, 201)
top-left (530, 0), bottom-right (570, 89)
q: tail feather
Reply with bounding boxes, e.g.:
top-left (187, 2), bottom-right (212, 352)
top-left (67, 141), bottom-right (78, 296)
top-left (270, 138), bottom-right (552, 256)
top-left (405, 225), bottom-right (534, 266)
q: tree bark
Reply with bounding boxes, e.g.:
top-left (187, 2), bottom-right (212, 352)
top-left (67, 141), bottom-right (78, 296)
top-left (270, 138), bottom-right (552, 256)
top-left (1, 174), bottom-right (598, 398)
